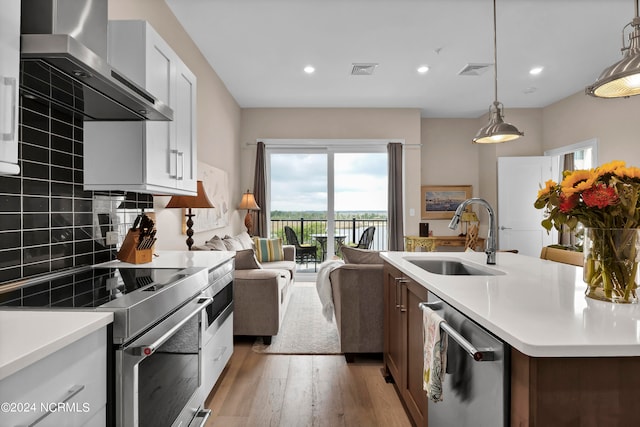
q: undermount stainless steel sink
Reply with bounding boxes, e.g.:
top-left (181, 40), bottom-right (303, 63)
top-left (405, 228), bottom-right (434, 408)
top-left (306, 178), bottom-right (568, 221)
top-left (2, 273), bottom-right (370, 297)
top-left (407, 259), bottom-right (504, 276)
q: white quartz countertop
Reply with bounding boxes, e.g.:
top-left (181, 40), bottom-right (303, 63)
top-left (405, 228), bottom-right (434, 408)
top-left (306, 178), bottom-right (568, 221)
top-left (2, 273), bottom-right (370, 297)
top-left (381, 251), bottom-right (640, 358)
top-left (95, 250), bottom-right (234, 269)
top-left (0, 311), bottom-right (113, 381)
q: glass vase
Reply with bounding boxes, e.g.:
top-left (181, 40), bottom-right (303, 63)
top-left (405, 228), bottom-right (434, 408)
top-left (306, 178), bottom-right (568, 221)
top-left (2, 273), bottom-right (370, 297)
top-left (583, 228), bottom-right (640, 304)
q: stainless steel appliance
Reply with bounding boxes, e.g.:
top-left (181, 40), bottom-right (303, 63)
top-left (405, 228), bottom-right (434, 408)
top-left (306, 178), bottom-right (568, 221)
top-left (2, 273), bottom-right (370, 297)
top-left (19, 0), bottom-right (172, 121)
top-left (0, 263), bottom-right (234, 427)
top-left (420, 292), bottom-right (510, 427)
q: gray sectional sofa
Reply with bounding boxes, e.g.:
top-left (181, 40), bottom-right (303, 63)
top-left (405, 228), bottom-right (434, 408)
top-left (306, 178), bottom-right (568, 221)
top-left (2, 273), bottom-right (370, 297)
top-left (195, 232), bottom-right (296, 344)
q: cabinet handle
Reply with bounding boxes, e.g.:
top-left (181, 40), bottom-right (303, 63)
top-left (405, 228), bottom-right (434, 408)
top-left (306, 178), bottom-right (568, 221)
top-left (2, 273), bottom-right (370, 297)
top-left (19, 385), bottom-right (85, 426)
top-left (2, 77), bottom-right (17, 142)
top-left (177, 151), bottom-right (184, 180)
top-left (393, 277), bottom-right (400, 308)
top-left (169, 149), bottom-right (179, 178)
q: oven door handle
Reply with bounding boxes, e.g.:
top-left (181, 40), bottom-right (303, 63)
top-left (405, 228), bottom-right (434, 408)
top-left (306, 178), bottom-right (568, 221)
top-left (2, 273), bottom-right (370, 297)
top-left (131, 297), bottom-right (213, 357)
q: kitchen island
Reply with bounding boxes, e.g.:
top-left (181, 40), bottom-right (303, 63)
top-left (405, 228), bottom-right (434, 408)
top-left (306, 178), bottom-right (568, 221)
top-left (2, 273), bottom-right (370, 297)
top-left (381, 251), bottom-right (640, 426)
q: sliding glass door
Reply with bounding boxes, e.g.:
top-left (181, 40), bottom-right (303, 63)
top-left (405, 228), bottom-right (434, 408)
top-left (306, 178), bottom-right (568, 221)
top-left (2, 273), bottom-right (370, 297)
top-left (268, 145), bottom-right (387, 273)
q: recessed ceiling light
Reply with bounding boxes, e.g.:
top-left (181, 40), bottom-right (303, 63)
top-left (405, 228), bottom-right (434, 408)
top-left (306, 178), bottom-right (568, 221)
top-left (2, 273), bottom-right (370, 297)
top-left (417, 65), bottom-right (429, 74)
top-left (529, 66), bottom-right (544, 75)
top-left (304, 65), bottom-right (315, 74)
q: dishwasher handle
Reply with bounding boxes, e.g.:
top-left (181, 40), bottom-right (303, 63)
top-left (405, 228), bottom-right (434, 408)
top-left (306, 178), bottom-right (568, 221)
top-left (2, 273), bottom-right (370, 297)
top-left (419, 302), bottom-right (494, 362)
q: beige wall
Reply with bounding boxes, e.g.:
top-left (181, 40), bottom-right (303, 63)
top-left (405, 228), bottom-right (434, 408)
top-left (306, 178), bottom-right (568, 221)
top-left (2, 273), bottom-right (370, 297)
top-left (108, 0), bottom-right (243, 250)
top-left (239, 108), bottom-right (423, 236)
top-left (543, 91), bottom-right (640, 165)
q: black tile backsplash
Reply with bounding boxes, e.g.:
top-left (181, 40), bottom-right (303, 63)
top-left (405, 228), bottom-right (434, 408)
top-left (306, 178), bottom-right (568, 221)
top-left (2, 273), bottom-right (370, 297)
top-left (0, 70), bottom-right (153, 285)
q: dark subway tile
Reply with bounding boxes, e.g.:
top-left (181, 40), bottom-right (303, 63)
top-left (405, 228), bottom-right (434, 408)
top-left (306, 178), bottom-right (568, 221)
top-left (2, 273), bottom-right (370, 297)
top-left (51, 135), bottom-right (73, 154)
top-left (74, 240), bottom-right (94, 255)
top-left (74, 227), bottom-right (93, 241)
top-left (51, 242), bottom-right (74, 258)
top-left (0, 286), bottom-right (21, 303)
top-left (21, 96), bottom-right (49, 115)
top-left (74, 212), bottom-right (92, 226)
top-left (51, 182), bottom-right (73, 197)
top-left (74, 253), bottom-right (92, 266)
top-left (23, 245), bottom-right (51, 263)
top-left (0, 214), bottom-right (20, 231)
top-left (51, 228), bottom-right (73, 243)
top-left (23, 179), bottom-right (49, 196)
top-left (74, 198), bottom-right (92, 212)
top-left (23, 213), bottom-right (50, 229)
top-left (0, 176), bottom-right (21, 194)
top-left (0, 195), bottom-right (20, 212)
top-left (51, 116), bottom-right (73, 139)
top-left (22, 160), bottom-right (50, 180)
top-left (22, 281), bottom-right (50, 297)
top-left (23, 291), bottom-right (51, 306)
top-left (0, 249), bottom-right (20, 269)
top-left (21, 125), bottom-right (49, 148)
top-left (23, 261), bottom-right (51, 278)
top-left (21, 143), bottom-right (49, 164)
top-left (23, 229), bottom-right (50, 247)
top-left (51, 166), bottom-right (73, 183)
top-left (51, 212), bottom-right (73, 227)
top-left (51, 197), bottom-right (72, 212)
top-left (23, 196), bottom-right (49, 213)
top-left (0, 232), bottom-right (20, 250)
top-left (21, 109), bottom-right (49, 132)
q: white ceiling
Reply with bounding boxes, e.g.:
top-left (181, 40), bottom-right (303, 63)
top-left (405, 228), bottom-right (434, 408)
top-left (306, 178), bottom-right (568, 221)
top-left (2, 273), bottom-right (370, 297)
top-left (166, 0), bottom-right (634, 118)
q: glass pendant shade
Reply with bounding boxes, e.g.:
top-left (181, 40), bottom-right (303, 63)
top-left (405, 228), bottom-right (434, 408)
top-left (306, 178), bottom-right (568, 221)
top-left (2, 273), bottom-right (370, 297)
top-left (473, 102), bottom-right (524, 144)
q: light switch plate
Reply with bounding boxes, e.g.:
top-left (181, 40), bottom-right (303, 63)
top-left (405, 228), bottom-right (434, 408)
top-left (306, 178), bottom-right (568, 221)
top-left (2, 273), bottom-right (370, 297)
top-left (106, 231), bottom-right (119, 245)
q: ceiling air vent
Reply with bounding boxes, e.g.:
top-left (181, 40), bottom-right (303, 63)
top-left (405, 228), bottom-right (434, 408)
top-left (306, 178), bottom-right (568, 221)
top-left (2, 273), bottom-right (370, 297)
top-left (458, 63), bottom-right (492, 76)
top-left (351, 63), bottom-right (378, 76)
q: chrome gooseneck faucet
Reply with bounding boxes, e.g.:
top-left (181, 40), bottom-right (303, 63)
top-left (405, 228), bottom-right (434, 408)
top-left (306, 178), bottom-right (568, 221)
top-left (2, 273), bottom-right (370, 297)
top-left (448, 198), bottom-right (497, 265)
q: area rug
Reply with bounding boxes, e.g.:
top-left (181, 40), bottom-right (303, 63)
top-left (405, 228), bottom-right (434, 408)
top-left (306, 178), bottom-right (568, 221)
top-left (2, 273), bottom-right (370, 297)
top-left (252, 283), bottom-right (341, 355)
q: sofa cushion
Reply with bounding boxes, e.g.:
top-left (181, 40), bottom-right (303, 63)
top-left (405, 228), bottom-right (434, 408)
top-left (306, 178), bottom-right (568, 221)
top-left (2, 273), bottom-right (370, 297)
top-left (235, 249), bottom-right (263, 270)
top-left (253, 237), bottom-right (285, 262)
top-left (341, 246), bottom-right (384, 264)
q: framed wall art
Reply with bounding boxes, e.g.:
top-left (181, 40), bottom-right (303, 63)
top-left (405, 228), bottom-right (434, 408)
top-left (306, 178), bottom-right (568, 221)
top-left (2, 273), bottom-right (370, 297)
top-left (421, 185), bottom-right (472, 219)
top-left (182, 161), bottom-right (230, 233)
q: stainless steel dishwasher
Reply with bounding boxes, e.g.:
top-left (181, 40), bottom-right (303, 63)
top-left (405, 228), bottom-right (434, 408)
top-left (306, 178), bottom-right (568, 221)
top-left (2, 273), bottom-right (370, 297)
top-left (421, 291), bottom-right (510, 427)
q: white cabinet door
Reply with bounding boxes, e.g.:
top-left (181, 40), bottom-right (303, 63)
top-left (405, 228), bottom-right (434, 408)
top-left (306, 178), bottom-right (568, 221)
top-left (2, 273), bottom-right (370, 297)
top-left (84, 20), bottom-right (196, 195)
top-left (0, 0), bottom-right (20, 175)
top-left (175, 60), bottom-right (197, 191)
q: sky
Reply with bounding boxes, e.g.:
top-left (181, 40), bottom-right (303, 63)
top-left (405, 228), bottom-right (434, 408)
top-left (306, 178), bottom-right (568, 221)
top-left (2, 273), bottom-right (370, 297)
top-left (270, 152), bottom-right (387, 212)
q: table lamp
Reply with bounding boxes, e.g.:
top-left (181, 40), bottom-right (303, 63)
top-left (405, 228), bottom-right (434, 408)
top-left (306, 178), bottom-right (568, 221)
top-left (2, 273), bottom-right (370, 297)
top-left (459, 211), bottom-right (479, 236)
top-left (238, 190), bottom-right (260, 235)
top-left (165, 180), bottom-right (214, 250)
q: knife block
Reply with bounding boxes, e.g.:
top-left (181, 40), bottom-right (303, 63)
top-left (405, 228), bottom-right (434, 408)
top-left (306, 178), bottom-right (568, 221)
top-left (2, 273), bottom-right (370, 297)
top-left (117, 229), bottom-right (154, 264)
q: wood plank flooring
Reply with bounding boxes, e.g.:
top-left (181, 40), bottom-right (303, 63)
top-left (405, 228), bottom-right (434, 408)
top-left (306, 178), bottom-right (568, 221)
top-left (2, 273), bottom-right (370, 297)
top-left (204, 338), bottom-right (411, 427)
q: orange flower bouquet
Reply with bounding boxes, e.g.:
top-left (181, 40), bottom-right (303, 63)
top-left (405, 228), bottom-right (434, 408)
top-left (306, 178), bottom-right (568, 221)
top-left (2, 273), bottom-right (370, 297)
top-left (534, 160), bottom-right (640, 303)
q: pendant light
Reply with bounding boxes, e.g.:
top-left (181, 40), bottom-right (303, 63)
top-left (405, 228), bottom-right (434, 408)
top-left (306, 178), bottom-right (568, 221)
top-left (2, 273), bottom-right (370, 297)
top-left (473, 0), bottom-right (524, 144)
top-left (586, 0), bottom-right (640, 98)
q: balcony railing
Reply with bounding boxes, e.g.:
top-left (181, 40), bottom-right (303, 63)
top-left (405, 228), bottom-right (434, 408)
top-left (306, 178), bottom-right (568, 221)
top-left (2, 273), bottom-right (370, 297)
top-left (270, 218), bottom-right (388, 252)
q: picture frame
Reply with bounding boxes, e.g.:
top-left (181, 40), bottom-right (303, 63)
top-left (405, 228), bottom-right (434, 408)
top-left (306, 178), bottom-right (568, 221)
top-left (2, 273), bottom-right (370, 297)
top-left (421, 185), bottom-right (472, 219)
top-left (182, 162), bottom-right (230, 233)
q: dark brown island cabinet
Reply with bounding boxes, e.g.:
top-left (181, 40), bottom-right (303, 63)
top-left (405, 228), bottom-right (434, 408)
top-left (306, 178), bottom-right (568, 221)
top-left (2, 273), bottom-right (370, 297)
top-left (383, 261), bottom-right (640, 427)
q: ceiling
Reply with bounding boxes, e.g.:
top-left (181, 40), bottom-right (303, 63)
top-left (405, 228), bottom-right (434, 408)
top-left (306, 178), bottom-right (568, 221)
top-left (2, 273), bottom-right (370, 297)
top-left (166, 0), bottom-right (634, 118)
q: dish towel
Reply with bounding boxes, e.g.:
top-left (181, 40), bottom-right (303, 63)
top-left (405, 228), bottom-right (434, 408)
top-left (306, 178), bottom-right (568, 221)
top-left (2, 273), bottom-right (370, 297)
top-left (422, 306), bottom-right (448, 402)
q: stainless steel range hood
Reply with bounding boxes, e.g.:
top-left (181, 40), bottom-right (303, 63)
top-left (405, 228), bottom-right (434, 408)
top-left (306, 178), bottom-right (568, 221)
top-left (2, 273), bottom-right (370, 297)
top-left (20, 0), bottom-right (173, 121)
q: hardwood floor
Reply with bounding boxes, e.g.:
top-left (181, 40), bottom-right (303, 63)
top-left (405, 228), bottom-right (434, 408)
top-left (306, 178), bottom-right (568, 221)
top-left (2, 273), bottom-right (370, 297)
top-left (204, 338), bottom-right (412, 427)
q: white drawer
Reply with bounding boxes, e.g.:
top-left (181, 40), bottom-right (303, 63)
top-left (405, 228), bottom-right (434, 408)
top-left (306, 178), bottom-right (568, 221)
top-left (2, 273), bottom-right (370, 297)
top-left (0, 328), bottom-right (107, 426)
top-left (202, 314), bottom-right (233, 400)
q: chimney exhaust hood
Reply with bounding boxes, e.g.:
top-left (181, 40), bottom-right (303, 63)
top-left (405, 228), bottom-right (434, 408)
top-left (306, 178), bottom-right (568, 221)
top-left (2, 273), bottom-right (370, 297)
top-left (20, 0), bottom-right (173, 122)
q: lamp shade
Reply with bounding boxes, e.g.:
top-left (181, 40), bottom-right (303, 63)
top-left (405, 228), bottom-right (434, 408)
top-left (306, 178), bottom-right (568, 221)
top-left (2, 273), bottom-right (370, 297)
top-left (473, 102), bottom-right (524, 144)
top-left (238, 191), bottom-right (260, 211)
top-left (460, 211), bottom-right (479, 223)
top-left (165, 181), bottom-right (214, 209)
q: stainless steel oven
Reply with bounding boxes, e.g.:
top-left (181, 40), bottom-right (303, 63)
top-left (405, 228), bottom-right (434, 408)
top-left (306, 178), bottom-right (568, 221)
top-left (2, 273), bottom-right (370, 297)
top-left (116, 293), bottom-right (212, 427)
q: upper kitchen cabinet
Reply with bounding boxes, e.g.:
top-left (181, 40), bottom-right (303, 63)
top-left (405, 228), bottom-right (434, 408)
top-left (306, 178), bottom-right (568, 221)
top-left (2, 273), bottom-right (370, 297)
top-left (83, 20), bottom-right (197, 195)
top-left (0, 0), bottom-right (20, 175)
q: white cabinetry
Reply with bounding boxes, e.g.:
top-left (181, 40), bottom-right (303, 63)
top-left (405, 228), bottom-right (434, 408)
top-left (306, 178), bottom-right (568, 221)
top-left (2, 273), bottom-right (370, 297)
top-left (0, 0), bottom-right (20, 175)
top-left (84, 20), bottom-right (196, 195)
top-left (0, 328), bottom-right (108, 426)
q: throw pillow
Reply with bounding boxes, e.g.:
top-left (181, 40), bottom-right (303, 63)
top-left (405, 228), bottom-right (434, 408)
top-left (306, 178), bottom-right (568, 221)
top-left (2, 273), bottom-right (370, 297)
top-left (222, 235), bottom-right (244, 251)
top-left (203, 236), bottom-right (226, 251)
top-left (235, 231), bottom-right (255, 250)
top-left (253, 237), bottom-right (285, 262)
top-left (341, 246), bottom-right (383, 264)
top-left (234, 249), bottom-right (263, 270)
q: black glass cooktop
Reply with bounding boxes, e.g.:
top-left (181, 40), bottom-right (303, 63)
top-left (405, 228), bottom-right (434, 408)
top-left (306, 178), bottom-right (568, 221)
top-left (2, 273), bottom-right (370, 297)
top-left (0, 267), bottom-right (185, 308)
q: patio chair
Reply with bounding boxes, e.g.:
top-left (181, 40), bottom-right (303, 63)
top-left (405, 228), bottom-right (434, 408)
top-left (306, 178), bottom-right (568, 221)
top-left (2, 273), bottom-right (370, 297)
top-left (284, 226), bottom-right (318, 271)
top-left (348, 226), bottom-right (376, 249)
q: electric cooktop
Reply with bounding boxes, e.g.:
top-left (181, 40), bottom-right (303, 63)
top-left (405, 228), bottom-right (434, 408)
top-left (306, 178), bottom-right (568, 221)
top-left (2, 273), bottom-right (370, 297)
top-left (0, 267), bottom-right (186, 308)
